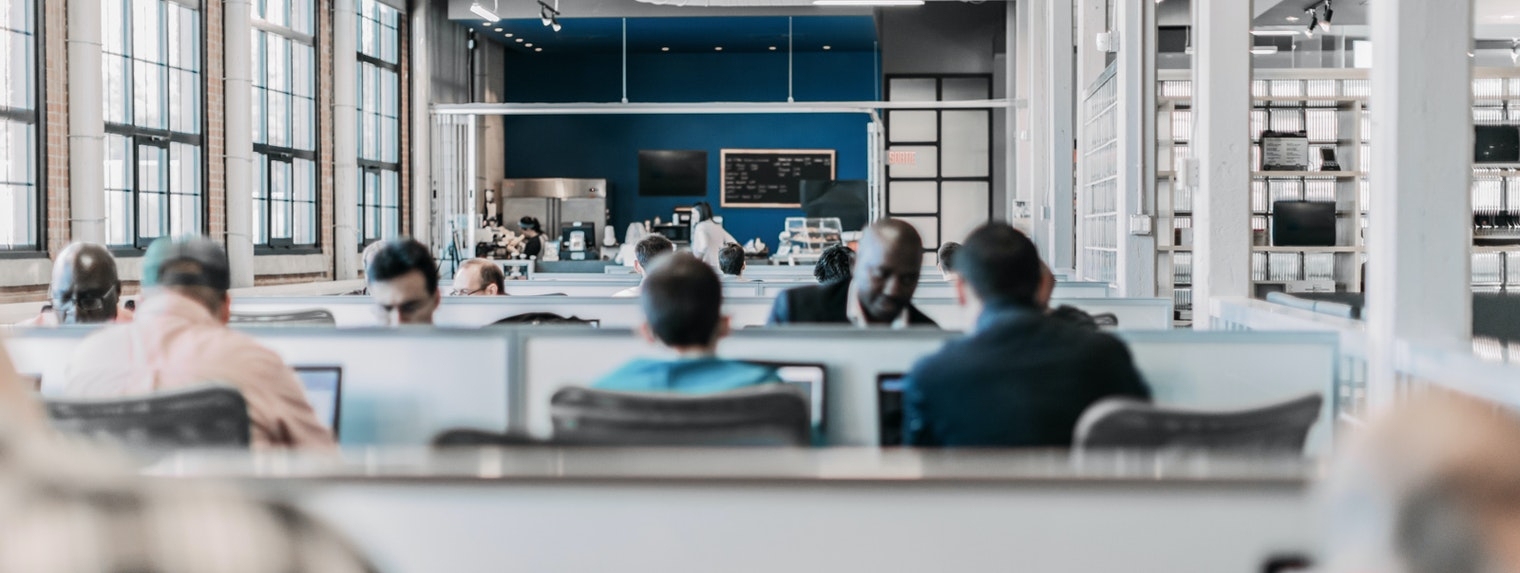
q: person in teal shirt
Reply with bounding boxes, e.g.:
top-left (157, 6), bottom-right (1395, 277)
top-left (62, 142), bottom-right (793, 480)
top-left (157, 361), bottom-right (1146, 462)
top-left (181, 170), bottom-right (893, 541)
top-left (593, 253), bottom-right (781, 393)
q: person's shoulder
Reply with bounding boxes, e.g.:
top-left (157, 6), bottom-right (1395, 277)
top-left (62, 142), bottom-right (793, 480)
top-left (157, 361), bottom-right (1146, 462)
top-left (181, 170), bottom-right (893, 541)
top-left (591, 358), bottom-right (667, 391)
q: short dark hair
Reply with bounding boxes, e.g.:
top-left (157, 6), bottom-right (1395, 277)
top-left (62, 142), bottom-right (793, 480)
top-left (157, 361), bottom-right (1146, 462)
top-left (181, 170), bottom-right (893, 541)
top-left (518, 216), bottom-right (541, 232)
top-left (471, 259), bottom-right (505, 293)
top-left (938, 242), bottom-right (961, 271)
top-left (367, 237), bottom-right (439, 296)
top-left (642, 253), bottom-right (723, 347)
top-left (957, 223), bottom-right (1043, 308)
top-left (635, 234), bottom-right (675, 268)
top-left (718, 242), bottom-right (745, 276)
top-left (691, 202), bottom-right (713, 224)
top-left (813, 245), bottom-right (854, 283)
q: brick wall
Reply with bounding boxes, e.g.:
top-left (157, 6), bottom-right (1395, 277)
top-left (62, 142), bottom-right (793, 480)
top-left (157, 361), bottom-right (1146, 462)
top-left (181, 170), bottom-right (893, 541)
top-left (398, 13), bottom-right (410, 238)
top-left (205, 0), bottom-right (225, 244)
top-left (44, 0), bottom-right (67, 256)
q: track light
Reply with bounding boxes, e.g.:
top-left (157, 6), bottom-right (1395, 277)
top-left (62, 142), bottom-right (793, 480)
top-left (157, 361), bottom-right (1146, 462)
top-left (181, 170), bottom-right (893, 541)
top-left (551, 20), bottom-right (562, 32)
top-left (1319, 0), bottom-right (1332, 31)
top-left (1511, 39), bottom-right (1519, 64)
top-left (469, 0), bottom-right (499, 23)
top-left (538, 0), bottom-right (561, 31)
top-left (1305, 10), bottom-right (1317, 37)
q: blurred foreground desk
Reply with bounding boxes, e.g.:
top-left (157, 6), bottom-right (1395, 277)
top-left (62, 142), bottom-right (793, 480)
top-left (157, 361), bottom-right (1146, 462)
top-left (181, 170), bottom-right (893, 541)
top-left (164, 449), bottom-right (1318, 573)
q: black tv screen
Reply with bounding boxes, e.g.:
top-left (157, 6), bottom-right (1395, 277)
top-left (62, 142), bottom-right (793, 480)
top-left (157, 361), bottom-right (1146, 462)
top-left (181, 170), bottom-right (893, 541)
top-left (1476, 125), bottom-right (1520, 163)
top-left (639, 150), bottom-right (708, 197)
top-left (1272, 201), bottom-right (1337, 247)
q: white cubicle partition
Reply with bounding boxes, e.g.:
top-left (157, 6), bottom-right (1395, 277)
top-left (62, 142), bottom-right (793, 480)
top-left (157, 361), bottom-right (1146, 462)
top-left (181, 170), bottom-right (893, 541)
top-left (504, 278), bottom-right (1112, 300)
top-left (7, 328), bottom-right (512, 447)
top-left (229, 295), bottom-right (1163, 330)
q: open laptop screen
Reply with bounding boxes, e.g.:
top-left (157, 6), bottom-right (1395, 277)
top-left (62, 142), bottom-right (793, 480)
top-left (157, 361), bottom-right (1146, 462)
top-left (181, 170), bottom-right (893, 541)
top-left (878, 373), bottom-right (907, 446)
top-left (745, 361), bottom-right (826, 429)
top-left (293, 366), bottom-right (342, 438)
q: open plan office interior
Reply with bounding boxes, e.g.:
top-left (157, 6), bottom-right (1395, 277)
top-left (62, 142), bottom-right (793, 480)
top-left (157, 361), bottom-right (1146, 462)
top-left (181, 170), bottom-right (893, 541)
top-left (0, 0), bottom-right (1519, 571)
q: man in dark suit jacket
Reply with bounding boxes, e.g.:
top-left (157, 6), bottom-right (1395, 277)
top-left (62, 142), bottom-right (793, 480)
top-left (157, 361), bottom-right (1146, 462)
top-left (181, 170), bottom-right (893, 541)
top-left (902, 222), bottom-right (1149, 447)
top-left (768, 219), bottom-right (938, 328)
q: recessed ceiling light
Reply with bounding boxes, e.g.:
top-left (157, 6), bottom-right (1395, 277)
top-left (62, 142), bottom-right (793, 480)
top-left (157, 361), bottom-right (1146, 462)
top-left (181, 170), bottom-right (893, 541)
top-left (515, 38), bottom-right (523, 43)
top-left (505, 33), bottom-right (513, 37)
top-left (823, 45), bottom-right (832, 50)
top-left (1285, 15), bottom-right (1299, 22)
top-left (661, 47), bottom-right (670, 52)
top-left (494, 27), bottom-right (502, 32)
top-left (1250, 29), bottom-right (1299, 36)
top-left (715, 46), bottom-right (723, 51)
top-left (1251, 46), bottom-right (1279, 55)
top-left (535, 47), bottom-right (542, 52)
top-left (525, 43), bottom-right (533, 47)
top-left (768, 46), bottom-right (777, 51)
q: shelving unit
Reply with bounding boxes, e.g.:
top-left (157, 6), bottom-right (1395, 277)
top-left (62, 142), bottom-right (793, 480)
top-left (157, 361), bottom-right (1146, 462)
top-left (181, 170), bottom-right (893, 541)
top-left (1155, 68), bottom-right (1520, 320)
top-left (1079, 66), bottom-right (1119, 285)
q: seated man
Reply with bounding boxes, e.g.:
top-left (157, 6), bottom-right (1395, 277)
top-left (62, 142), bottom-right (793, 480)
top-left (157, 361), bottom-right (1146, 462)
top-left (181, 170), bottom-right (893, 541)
top-left (812, 244), bottom-right (854, 284)
top-left (718, 242), bottom-right (747, 280)
top-left (937, 241), bottom-right (961, 282)
top-left (452, 258), bottom-right (507, 296)
top-left (769, 219), bottom-right (937, 328)
top-left (901, 222), bottom-right (1149, 447)
top-left (593, 253), bottom-right (780, 393)
top-left (367, 237), bottom-right (441, 325)
top-left (613, 234), bottom-right (675, 298)
top-left (17, 242), bottom-right (134, 327)
top-left (60, 236), bottom-right (334, 449)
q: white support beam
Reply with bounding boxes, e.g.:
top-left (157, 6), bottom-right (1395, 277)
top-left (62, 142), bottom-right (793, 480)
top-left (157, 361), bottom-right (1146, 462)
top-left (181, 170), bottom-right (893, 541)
top-left (1114, 0), bottom-right (1154, 297)
top-left (224, 0), bottom-right (254, 288)
top-left (1366, 0), bottom-right (1474, 406)
top-left (1015, 0), bottom-right (1038, 240)
top-left (334, 0), bottom-right (361, 279)
top-left (1074, 0), bottom-right (1105, 90)
top-left (410, 0), bottom-right (432, 249)
top-left (67, 0), bottom-right (103, 244)
top-left (1191, 0), bottom-right (1253, 329)
top-left (1046, 0), bottom-right (1077, 272)
top-left (1004, 1), bottom-right (1017, 225)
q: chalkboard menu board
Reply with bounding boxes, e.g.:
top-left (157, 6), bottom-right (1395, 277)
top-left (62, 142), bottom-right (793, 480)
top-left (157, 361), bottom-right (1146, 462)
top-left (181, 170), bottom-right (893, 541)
top-left (720, 149), bottom-right (837, 208)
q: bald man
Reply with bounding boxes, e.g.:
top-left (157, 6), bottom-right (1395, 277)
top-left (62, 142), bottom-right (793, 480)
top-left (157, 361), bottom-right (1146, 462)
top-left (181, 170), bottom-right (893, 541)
top-left (768, 219), bottom-right (937, 328)
top-left (17, 243), bottom-right (132, 327)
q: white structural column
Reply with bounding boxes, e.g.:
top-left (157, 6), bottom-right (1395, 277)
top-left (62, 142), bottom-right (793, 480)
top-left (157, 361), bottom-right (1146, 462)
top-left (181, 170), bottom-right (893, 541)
top-left (334, 0), bottom-right (361, 279)
top-left (1366, 0), bottom-right (1473, 405)
top-left (1190, 0), bottom-right (1252, 329)
top-left (1114, 0), bottom-right (1154, 297)
top-left (1045, 0), bottom-right (1076, 271)
top-left (1003, 1), bottom-right (1017, 224)
top-left (224, 0), bottom-right (254, 287)
top-left (409, 0), bottom-right (431, 248)
top-left (66, 0), bottom-right (104, 243)
top-left (1018, 0), bottom-right (1047, 254)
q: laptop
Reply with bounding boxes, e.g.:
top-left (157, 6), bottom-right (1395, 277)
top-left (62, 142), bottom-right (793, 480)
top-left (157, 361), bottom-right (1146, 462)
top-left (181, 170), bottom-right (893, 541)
top-left (293, 366), bottom-right (342, 438)
top-left (746, 361), bottom-right (827, 429)
top-left (877, 373), bottom-right (907, 446)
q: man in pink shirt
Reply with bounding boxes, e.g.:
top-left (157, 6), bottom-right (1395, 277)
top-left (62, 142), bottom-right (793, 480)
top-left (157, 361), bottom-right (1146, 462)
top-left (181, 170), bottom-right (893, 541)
top-left (60, 236), bottom-right (334, 450)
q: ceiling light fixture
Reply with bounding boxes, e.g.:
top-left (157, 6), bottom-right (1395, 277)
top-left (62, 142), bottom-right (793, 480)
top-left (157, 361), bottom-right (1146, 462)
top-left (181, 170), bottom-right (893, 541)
top-left (469, 0), bottom-right (500, 23)
top-left (537, 0), bottom-right (561, 32)
top-left (493, 27), bottom-right (502, 32)
top-left (535, 47), bottom-right (542, 52)
top-left (515, 37), bottom-right (524, 43)
top-left (1285, 15), bottom-right (1300, 22)
top-left (823, 45), bottom-right (832, 50)
top-left (812, 0), bottom-right (925, 6)
top-left (661, 47), bottom-right (670, 52)
top-left (1511, 39), bottom-right (1519, 64)
top-left (1305, 9), bottom-right (1318, 37)
top-left (1318, 0), bottom-right (1332, 32)
top-left (768, 46), bottom-right (777, 51)
top-left (715, 46), bottom-right (723, 51)
top-left (1251, 46), bottom-right (1280, 55)
top-left (504, 33), bottom-right (513, 37)
top-left (1250, 29), bottom-right (1299, 37)
top-left (524, 43), bottom-right (533, 47)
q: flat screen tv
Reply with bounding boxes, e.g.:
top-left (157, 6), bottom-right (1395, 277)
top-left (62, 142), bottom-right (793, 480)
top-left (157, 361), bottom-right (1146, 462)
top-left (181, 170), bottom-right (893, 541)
top-left (1476, 125), bottom-right (1520, 163)
top-left (639, 150), bottom-right (708, 197)
top-left (799, 179), bottom-right (869, 232)
top-left (1272, 201), bottom-right (1337, 247)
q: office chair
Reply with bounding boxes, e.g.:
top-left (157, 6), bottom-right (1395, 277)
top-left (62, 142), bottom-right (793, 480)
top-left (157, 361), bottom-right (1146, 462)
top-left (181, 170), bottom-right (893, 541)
top-left (550, 385), bottom-right (810, 447)
top-left (229, 309), bottom-right (337, 326)
top-left (1074, 393), bottom-right (1323, 454)
top-left (45, 384), bottom-right (252, 450)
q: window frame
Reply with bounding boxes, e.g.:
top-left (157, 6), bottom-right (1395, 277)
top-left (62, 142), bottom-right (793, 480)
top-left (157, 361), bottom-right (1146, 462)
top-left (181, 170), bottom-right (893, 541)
top-left (251, 0), bottom-right (320, 253)
top-left (0, 0), bottom-right (44, 257)
top-left (355, 0), bottom-right (400, 249)
top-left (100, 0), bottom-right (206, 252)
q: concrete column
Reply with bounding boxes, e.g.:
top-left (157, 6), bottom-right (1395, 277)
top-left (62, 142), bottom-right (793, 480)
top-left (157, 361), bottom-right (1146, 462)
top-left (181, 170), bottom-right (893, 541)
top-left (1190, 0), bottom-right (1252, 329)
top-left (409, 0), bottom-right (432, 250)
top-left (1003, 1), bottom-right (1017, 224)
top-left (1019, 0), bottom-right (1048, 254)
top-left (67, 0), bottom-right (104, 244)
top-left (1114, 0), bottom-right (1155, 297)
top-left (224, 0), bottom-right (254, 288)
top-left (334, 0), bottom-right (360, 279)
top-left (1366, 0), bottom-right (1473, 405)
top-left (1045, 0), bottom-right (1076, 272)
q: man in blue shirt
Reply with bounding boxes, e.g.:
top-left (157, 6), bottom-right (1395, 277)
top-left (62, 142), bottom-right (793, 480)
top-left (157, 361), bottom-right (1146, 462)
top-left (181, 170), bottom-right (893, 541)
top-left (902, 222), bottom-right (1150, 447)
top-left (594, 253), bottom-right (781, 393)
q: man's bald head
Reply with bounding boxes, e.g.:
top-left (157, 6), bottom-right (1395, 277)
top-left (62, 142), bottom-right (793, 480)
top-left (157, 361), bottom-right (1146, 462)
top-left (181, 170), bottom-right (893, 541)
top-left (50, 242), bottom-right (121, 324)
top-left (853, 219), bottom-right (925, 323)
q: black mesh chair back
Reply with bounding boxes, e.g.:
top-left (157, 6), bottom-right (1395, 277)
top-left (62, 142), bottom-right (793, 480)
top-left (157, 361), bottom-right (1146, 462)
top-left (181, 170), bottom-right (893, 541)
top-left (46, 384), bottom-right (252, 450)
top-left (1074, 393), bottom-right (1322, 454)
top-left (551, 384), bottom-right (810, 447)
top-left (229, 309), bottom-right (337, 326)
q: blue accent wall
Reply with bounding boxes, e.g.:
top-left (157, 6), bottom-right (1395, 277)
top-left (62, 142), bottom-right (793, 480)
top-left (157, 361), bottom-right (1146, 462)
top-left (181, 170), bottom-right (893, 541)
top-left (500, 50), bottom-right (879, 247)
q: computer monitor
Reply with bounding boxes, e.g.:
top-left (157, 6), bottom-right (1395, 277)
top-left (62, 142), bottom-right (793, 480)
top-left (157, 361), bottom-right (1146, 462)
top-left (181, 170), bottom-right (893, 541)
top-left (293, 366), bottom-right (342, 438)
top-left (1271, 201), bottom-right (1337, 247)
top-left (877, 373), bottom-right (907, 446)
top-left (746, 361), bottom-right (826, 429)
top-left (799, 180), bottom-right (869, 232)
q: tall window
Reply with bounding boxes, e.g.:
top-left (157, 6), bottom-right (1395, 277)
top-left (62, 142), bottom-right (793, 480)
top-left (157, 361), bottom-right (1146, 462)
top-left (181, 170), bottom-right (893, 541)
top-left (0, 0), bottom-right (37, 251)
top-left (102, 0), bottom-right (203, 248)
top-left (253, 0), bottom-right (316, 248)
top-left (356, 0), bottom-right (399, 245)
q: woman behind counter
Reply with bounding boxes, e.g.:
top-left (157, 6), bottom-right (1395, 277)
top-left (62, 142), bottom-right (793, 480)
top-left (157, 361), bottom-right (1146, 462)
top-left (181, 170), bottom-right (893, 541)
top-left (518, 216), bottom-right (545, 260)
top-left (689, 202), bottom-right (738, 269)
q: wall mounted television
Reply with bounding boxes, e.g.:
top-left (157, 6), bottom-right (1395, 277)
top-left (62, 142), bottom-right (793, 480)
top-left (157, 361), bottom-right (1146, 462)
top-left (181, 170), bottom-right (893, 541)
top-left (638, 150), bottom-right (708, 197)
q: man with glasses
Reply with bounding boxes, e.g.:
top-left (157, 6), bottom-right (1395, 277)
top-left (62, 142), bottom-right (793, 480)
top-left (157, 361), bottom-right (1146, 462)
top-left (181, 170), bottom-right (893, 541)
top-left (451, 258), bottom-right (506, 297)
top-left (366, 237), bottom-right (441, 326)
top-left (16, 243), bottom-right (134, 326)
